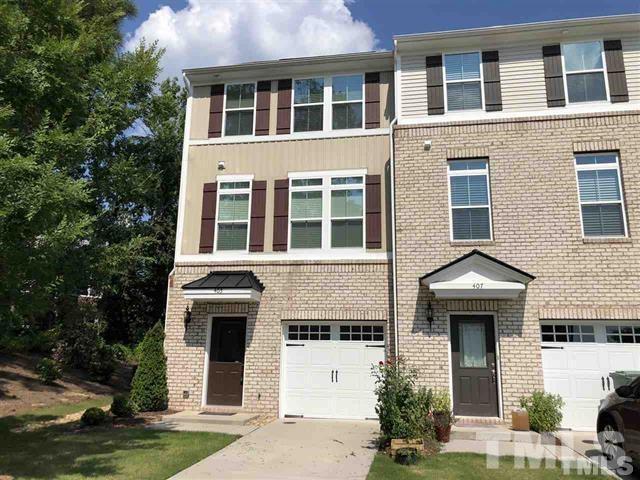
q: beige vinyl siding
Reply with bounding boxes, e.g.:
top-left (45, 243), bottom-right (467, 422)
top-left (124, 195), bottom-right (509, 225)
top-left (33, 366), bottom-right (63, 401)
top-left (399, 54), bottom-right (428, 120)
top-left (190, 86), bottom-right (211, 140)
top-left (181, 135), bottom-right (390, 255)
top-left (622, 35), bottom-right (640, 102)
top-left (499, 44), bottom-right (547, 111)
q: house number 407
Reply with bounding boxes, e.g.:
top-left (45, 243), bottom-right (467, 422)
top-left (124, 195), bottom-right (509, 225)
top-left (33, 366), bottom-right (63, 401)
top-left (472, 283), bottom-right (484, 289)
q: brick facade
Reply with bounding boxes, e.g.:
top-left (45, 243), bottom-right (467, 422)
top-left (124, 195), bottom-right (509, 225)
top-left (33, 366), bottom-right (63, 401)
top-left (165, 261), bottom-right (393, 414)
top-left (393, 110), bottom-right (640, 419)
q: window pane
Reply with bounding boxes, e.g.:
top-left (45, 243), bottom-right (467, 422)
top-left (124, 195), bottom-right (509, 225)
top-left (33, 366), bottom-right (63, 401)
top-left (447, 81), bottom-right (482, 111)
top-left (292, 178), bottom-right (322, 187)
top-left (291, 221), bottom-right (322, 248)
top-left (294, 105), bottom-right (323, 132)
top-left (332, 103), bottom-right (363, 129)
top-left (452, 207), bottom-right (491, 240)
top-left (460, 322), bottom-right (487, 368)
top-left (331, 177), bottom-right (363, 185)
top-left (582, 204), bottom-right (625, 236)
top-left (567, 72), bottom-right (607, 103)
top-left (450, 175), bottom-right (488, 206)
top-left (226, 84), bottom-right (241, 109)
top-left (331, 219), bottom-right (363, 248)
top-left (331, 189), bottom-right (363, 217)
top-left (564, 42), bottom-right (603, 72)
top-left (332, 75), bottom-right (362, 102)
top-left (541, 325), bottom-right (554, 333)
top-left (217, 223), bottom-right (247, 250)
top-left (225, 110), bottom-right (254, 136)
top-left (239, 84), bottom-right (255, 108)
top-left (218, 194), bottom-right (249, 221)
top-left (581, 325), bottom-right (594, 334)
top-left (578, 169), bottom-right (620, 202)
top-left (220, 181), bottom-right (250, 189)
top-left (449, 160), bottom-right (487, 171)
top-left (294, 78), bottom-right (324, 104)
top-left (226, 83), bottom-right (255, 109)
top-left (291, 191), bottom-right (322, 219)
top-left (445, 53), bottom-right (481, 81)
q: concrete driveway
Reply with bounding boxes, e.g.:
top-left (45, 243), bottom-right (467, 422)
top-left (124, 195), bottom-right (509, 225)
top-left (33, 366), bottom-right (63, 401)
top-left (170, 418), bottom-right (380, 480)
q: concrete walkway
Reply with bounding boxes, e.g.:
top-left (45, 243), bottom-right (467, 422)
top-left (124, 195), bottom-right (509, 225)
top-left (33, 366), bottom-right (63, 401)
top-left (170, 418), bottom-right (380, 480)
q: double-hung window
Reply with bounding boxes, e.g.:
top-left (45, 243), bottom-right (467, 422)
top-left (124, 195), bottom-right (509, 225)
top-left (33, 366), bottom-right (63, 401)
top-left (332, 75), bottom-right (363, 130)
top-left (289, 178), bottom-right (323, 248)
top-left (575, 153), bottom-right (627, 237)
top-left (562, 41), bottom-right (608, 103)
top-left (216, 181), bottom-right (251, 251)
top-left (331, 176), bottom-right (364, 248)
top-left (448, 159), bottom-right (492, 241)
top-left (444, 52), bottom-right (483, 111)
top-left (224, 83), bottom-right (255, 136)
top-left (293, 78), bottom-right (324, 132)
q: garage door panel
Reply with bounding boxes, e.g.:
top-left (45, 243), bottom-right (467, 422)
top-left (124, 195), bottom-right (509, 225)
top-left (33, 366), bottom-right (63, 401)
top-left (570, 351), bottom-right (601, 370)
top-left (285, 369), bottom-right (308, 390)
top-left (542, 349), bottom-right (568, 369)
top-left (574, 376), bottom-right (604, 399)
top-left (287, 347), bottom-right (310, 365)
top-left (544, 374), bottom-right (571, 398)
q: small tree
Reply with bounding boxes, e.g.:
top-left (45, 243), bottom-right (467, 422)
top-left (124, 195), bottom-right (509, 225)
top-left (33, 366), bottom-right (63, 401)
top-left (130, 322), bottom-right (168, 411)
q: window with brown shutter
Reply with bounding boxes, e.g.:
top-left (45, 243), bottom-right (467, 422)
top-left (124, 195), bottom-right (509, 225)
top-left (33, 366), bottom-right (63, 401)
top-left (482, 51), bottom-right (502, 112)
top-left (542, 45), bottom-right (566, 107)
top-left (364, 72), bottom-right (380, 128)
top-left (365, 174), bottom-right (382, 249)
top-left (255, 81), bottom-right (271, 135)
top-left (249, 181), bottom-right (267, 251)
top-left (198, 182), bottom-right (217, 253)
top-left (208, 84), bottom-right (225, 138)
top-left (425, 55), bottom-right (444, 115)
top-left (273, 179), bottom-right (289, 250)
top-left (276, 79), bottom-right (292, 135)
top-left (604, 40), bottom-right (629, 103)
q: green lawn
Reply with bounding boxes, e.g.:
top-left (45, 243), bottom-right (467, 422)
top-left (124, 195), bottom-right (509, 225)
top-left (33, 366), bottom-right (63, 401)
top-left (0, 398), bottom-right (237, 480)
top-left (367, 452), bottom-right (608, 479)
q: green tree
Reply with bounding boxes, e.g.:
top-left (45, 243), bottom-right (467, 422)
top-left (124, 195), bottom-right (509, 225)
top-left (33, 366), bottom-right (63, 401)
top-left (130, 322), bottom-right (168, 411)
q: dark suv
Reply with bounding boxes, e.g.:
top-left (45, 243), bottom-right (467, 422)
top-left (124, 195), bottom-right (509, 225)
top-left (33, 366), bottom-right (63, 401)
top-left (597, 376), bottom-right (640, 470)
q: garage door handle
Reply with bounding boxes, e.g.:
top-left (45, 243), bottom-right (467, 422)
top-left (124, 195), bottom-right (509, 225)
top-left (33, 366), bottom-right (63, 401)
top-left (331, 370), bottom-right (334, 383)
top-left (602, 377), bottom-right (605, 391)
top-left (607, 377), bottom-right (611, 391)
top-left (366, 345), bottom-right (385, 348)
top-left (286, 343), bottom-right (305, 347)
top-left (541, 346), bottom-right (563, 350)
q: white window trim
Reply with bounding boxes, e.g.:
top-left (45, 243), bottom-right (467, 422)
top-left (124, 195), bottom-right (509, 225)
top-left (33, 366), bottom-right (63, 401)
top-left (222, 82), bottom-right (257, 137)
top-left (561, 40), bottom-right (611, 106)
top-left (574, 152), bottom-right (628, 238)
top-left (287, 169), bottom-right (367, 252)
top-left (214, 176), bottom-right (253, 253)
top-left (331, 73), bottom-right (365, 130)
top-left (291, 77), bottom-right (327, 134)
top-left (443, 51), bottom-right (485, 114)
top-left (447, 159), bottom-right (494, 242)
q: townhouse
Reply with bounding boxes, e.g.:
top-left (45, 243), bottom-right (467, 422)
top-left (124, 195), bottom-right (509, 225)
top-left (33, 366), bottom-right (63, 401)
top-left (165, 14), bottom-right (640, 430)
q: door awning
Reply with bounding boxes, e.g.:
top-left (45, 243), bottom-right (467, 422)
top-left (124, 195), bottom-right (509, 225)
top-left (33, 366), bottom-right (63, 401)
top-left (420, 250), bottom-right (535, 300)
top-left (182, 270), bottom-right (265, 302)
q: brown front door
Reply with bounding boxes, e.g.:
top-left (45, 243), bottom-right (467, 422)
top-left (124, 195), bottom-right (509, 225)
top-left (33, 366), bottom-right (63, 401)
top-left (451, 315), bottom-right (499, 417)
top-left (207, 318), bottom-right (246, 406)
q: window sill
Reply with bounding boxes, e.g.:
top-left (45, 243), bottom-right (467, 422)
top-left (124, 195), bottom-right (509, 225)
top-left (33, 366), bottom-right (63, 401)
top-left (582, 237), bottom-right (632, 244)
top-left (449, 240), bottom-right (495, 247)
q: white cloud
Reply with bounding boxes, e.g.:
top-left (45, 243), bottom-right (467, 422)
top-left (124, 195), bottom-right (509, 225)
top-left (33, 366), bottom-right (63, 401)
top-left (125, 0), bottom-right (378, 81)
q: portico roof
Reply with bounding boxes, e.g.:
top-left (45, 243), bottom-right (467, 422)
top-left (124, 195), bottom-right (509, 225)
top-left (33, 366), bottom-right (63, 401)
top-left (182, 271), bottom-right (264, 302)
top-left (419, 250), bottom-right (535, 300)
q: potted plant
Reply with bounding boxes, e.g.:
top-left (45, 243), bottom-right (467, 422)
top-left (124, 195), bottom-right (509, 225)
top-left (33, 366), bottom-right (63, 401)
top-left (432, 390), bottom-right (454, 443)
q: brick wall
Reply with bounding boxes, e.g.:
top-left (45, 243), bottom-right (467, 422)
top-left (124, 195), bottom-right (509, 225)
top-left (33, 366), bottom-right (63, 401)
top-left (165, 260), bottom-right (393, 414)
top-left (393, 110), bottom-right (640, 418)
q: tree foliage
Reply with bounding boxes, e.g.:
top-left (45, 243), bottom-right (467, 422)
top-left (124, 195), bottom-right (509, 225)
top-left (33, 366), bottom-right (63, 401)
top-left (130, 322), bottom-right (168, 411)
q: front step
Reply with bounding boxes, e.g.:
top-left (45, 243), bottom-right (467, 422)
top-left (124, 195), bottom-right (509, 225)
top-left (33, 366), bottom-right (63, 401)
top-left (450, 425), bottom-right (542, 444)
top-left (161, 410), bottom-right (258, 426)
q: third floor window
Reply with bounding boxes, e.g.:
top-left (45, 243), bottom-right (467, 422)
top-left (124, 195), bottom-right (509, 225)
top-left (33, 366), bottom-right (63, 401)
top-left (562, 41), bottom-right (608, 104)
top-left (294, 78), bottom-right (324, 132)
top-left (444, 52), bottom-right (483, 111)
top-left (224, 83), bottom-right (255, 136)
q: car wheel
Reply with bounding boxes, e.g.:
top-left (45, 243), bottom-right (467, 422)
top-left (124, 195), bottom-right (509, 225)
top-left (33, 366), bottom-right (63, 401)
top-left (599, 419), bottom-right (624, 462)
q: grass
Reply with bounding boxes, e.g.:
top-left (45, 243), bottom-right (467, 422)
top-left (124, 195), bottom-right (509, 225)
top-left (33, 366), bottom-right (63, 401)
top-left (367, 452), bottom-right (608, 479)
top-left (0, 397), bottom-right (238, 480)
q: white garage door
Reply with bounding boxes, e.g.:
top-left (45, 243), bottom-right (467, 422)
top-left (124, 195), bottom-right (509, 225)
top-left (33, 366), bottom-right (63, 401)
top-left (541, 322), bottom-right (640, 431)
top-left (282, 322), bottom-right (385, 419)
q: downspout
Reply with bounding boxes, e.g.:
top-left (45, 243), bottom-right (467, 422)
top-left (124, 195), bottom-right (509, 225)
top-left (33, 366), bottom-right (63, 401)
top-left (389, 116), bottom-right (399, 360)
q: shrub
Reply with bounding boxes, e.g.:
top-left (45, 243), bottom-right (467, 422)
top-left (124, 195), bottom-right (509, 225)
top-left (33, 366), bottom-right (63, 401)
top-left (81, 407), bottom-right (108, 426)
top-left (432, 389), bottom-right (454, 429)
top-left (394, 448), bottom-right (420, 465)
top-left (36, 358), bottom-right (62, 385)
top-left (520, 391), bottom-right (564, 433)
top-left (130, 322), bottom-right (168, 412)
top-left (112, 343), bottom-right (138, 364)
top-left (110, 394), bottom-right (138, 418)
top-left (88, 343), bottom-right (116, 383)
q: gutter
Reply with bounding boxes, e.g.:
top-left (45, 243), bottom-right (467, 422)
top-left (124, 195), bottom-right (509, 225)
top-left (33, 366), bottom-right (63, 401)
top-left (389, 116), bottom-right (399, 360)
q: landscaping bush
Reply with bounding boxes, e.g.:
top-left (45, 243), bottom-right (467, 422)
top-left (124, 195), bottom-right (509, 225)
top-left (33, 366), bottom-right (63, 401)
top-left (520, 390), bottom-right (564, 433)
top-left (130, 322), bottom-right (168, 411)
top-left (36, 357), bottom-right (62, 385)
top-left (110, 394), bottom-right (138, 418)
top-left (81, 407), bottom-right (108, 426)
top-left (394, 448), bottom-right (420, 465)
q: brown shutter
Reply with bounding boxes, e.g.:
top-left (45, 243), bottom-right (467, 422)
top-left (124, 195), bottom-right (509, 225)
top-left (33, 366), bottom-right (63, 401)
top-left (365, 174), bottom-right (382, 249)
top-left (482, 51), bottom-right (503, 112)
top-left (208, 84), bottom-right (225, 138)
top-left (364, 72), bottom-right (380, 129)
top-left (425, 55), bottom-right (444, 115)
top-left (255, 81), bottom-right (271, 135)
top-left (276, 79), bottom-right (292, 134)
top-left (542, 45), bottom-right (566, 107)
top-left (604, 40), bottom-right (629, 103)
top-left (249, 181), bottom-right (267, 252)
top-left (272, 179), bottom-right (289, 251)
top-left (198, 182), bottom-right (217, 253)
